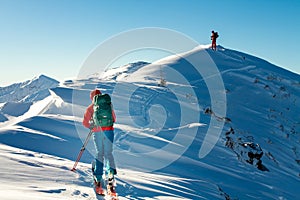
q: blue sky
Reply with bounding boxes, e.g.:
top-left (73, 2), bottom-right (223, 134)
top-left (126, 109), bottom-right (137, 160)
top-left (0, 0), bottom-right (299, 86)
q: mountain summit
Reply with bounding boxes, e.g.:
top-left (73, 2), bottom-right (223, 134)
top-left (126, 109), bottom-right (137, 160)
top-left (0, 74), bottom-right (59, 103)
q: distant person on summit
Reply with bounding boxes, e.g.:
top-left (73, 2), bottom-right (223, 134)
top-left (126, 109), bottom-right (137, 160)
top-left (211, 30), bottom-right (219, 51)
top-left (82, 89), bottom-right (117, 196)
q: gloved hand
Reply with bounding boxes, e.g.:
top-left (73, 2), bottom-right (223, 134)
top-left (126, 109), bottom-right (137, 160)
top-left (89, 120), bottom-right (95, 130)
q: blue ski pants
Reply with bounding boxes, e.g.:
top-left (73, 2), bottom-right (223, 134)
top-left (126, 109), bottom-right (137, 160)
top-left (92, 130), bottom-right (116, 182)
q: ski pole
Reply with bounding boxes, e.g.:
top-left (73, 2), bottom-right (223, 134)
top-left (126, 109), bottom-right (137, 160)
top-left (71, 129), bottom-right (93, 172)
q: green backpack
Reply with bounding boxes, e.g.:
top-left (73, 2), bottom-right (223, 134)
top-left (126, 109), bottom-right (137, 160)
top-left (93, 94), bottom-right (114, 127)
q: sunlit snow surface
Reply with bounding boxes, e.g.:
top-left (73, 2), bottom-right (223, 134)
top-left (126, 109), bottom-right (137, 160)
top-left (0, 46), bottom-right (299, 199)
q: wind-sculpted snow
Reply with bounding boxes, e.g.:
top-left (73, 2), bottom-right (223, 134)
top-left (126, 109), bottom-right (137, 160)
top-left (0, 45), bottom-right (299, 199)
top-left (1, 102), bottom-right (32, 117)
top-left (0, 113), bottom-right (8, 122)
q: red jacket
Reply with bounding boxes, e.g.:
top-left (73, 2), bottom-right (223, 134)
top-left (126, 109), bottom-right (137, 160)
top-left (82, 104), bottom-right (116, 132)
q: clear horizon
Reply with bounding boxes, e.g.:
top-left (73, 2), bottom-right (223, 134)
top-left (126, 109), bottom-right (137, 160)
top-left (0, 0), bottom-right (299, 86)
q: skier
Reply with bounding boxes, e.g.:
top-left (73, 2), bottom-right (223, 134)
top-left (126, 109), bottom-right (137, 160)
top-left (211, 30), bottom-right (219, 51)
top-left (82, 89), bottom-right (117, 196)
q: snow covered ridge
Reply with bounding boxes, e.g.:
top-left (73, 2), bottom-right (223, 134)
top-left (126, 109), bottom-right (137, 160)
top-left (0, 74), bottom-right (59, 103)
top-left (101, 61), bottom-right (150, 81)
top-left (0, 45), bottom-right (300, 199)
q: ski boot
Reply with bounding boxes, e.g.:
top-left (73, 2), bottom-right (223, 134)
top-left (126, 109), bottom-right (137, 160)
top-left (107, 173), bottom-right (118, 199)
top-left (94, 180), bottom-right (105, 196)
top-left (92, 162), bottom-right (105, 196)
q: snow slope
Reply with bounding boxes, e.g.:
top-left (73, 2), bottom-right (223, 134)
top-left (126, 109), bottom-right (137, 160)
top-left (0, 45), bottom-right (299, 200)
